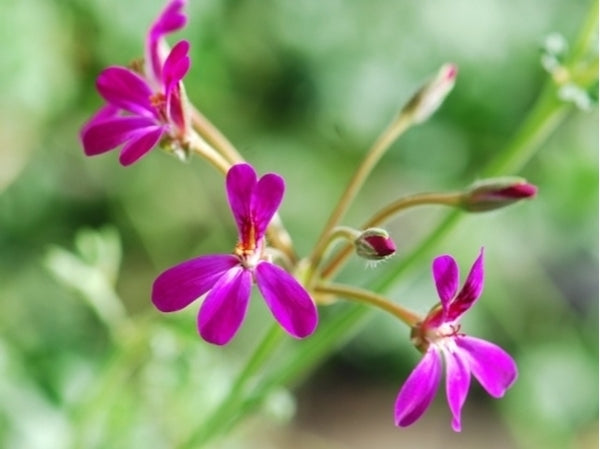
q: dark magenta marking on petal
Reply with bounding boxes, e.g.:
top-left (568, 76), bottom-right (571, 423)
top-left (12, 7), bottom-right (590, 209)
top-left (447, 249), bottom-right (484, 321)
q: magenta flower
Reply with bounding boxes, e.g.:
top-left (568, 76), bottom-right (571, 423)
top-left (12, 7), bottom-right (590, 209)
top-left (394, 249), bottom-right (517, 431)
top-left (81, 0), bottom-right (191, 166)
top-left (152, 163), bottom-right (319, 345)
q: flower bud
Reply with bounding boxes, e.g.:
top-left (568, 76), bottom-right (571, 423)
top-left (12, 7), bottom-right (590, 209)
top-left (355, 228), bottom-right (396, 260)
top-left (403, 63), bottom-right (457, 124)
top-left (462, 178), bottom-right (538, 212)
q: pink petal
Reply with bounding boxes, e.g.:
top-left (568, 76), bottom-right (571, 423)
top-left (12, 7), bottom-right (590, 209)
top-left (81, 116), bottom-right (158, 156)
top-left (255, 262), bottom-right (317, 338)
top-left (167, 82), bottom-right (188, 133)
top-left (152, 254), bottom-right (239, 312)
top-left (445, 349), bottom-right (471, 432)
top-left (432, 254), bottom-right (459, 306)
top-left (252, 173), bottom-right (285, 241)
top-left (163, 40), bottom-right (190, 89)
top-left (96, 67), bottom-right (155, 116)
top-left (455, 336), bottom-right (518, 398)
top-left (150, 0), bottom-right (187, 36)
top-left (226, 164), bottom-right (257, 233)
top-left (118, 126), bottom-right (166, 166)
top-left (395, 348), bottom-right (442, 427)
top-left (447, 248), bottom-right (485, 321)
top-left (80, 105), bottom-right (120, 137)
top-left (197, 266), bottom-right (252, 345)
top-left (147, 0), bottom-right (187, 81)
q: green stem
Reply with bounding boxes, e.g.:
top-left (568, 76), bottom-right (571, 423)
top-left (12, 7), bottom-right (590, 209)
top-left (315, 283), bottom-right (421, 326)
top-left (191, 4), bottom-right (597, 444)
top-left (179, 324), bottom-right (283, 448)
top-left (307, 113), bottom-right (413, 274)
top-left (321, 191), bottom-right (463, 279)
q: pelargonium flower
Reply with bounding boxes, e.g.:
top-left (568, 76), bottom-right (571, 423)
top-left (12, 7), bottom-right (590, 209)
top-left (394, 249), bottom-right (517, 431)
top-left (152, 163), bottom-right (319, 345)
top-left (81, 0), bottom-right (191, 166)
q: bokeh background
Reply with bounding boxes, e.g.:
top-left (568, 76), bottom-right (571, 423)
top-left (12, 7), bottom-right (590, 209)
top-left (0, 0), bottom-right (597, 448)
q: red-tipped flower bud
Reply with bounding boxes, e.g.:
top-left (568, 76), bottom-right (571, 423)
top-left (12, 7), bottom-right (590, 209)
top-left (462, 178), bottom-right (538, 212)
top-left (355, 228), bottom-right (396, 260)
top-left (404, 63), bottom-right (458, 124)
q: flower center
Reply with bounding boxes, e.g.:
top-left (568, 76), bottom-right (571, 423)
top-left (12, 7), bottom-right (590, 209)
top-left (410, 321), bottom-right (462, 353)
top-left (149, 92), bottom-right (168, 122)
top-left (233, 219), bottom-right (263, 269)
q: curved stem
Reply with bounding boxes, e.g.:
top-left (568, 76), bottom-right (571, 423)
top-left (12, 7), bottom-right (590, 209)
top-left (321, 191), bottom-right (463, 280)
top-left (189, 5), bottom-right (598, 445)
top-left (307, 113), bottom-right (413, 270)
top-left (187, 132), bottom-right (232, 175)
top-left (191, 106), bottom-right (244, 165)
top-left (315, 283), bottom-right (421, 327)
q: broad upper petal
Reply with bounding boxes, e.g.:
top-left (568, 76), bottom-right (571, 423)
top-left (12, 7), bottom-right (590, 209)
top-left (119, 126), bottom-right (165, 166)
top-left (147, 0), bottom-right (187, 81)
top-left (152, 254), bottom-right (239, 312)
top-left (96, 67), bottom-right (155, 116)
top-left (432, 254), bottom-right (459, 307)
top-left (252, 173), bottom-right (285, 241)
top-left (448, 248), bottom-right (484, 321)
top-left (226, 163), bottom-right (257, 233)
top-left (455, 335), bottom-right (517, 398)
top-left (197, 266), bottom-right (252, 345)
top-left (395, 348), bottom-right (442, 427)
top-left (81, 116), bottom-right (158, 156)
top-left (445, 349), bottom-right (471, 432)
top-left (163, 40), bottom-right (190, 89)
top-left (255, 262), bottom-right (317, 338)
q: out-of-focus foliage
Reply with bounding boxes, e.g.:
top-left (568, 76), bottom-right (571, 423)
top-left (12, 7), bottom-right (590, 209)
top-left (0, 0), bottom-right (596, 448)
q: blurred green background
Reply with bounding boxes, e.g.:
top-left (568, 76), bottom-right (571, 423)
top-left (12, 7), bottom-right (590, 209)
top-left (0, 0), bottom-right (597, 448)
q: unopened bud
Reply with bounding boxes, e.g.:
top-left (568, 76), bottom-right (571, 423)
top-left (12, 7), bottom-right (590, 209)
top-left (403, 63), bottom-right (457, 124)
top-left (462, 178), bottom-right (538, 212)
top-left (355, 228), bottom-right (396, 260)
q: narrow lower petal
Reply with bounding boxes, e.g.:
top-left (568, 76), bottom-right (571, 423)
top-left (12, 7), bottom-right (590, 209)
top-left (448, 248), bottom-right (485, 321)
top-left (226, 164), bottom-right (257, 234)
top-left (445, 348), bottom-right (471, 432)
top-left (252, 173), bottom-right (285, 241)
top-left (455, 336), bottom-right (518, 398)
top-left (81, 105), bottom-right (120, 137)
top-left (432, 255), bottom-right (459, 307)
top-left (255, 262), bottom-right (317, 338)
top-left (81, 116), bottom-right (158, 156)
top-left (197, 267), bottom-right (252, 345)
top-left (395, 348), bottom-right (442, 427)
top-left (119, 126), bottom-right (165, 165)
top-left (96, 67), bottom-right (155, 116)
top-left (152, 254), bottom-right (239, 312)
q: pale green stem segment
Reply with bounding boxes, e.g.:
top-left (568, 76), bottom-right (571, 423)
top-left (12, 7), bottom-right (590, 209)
top-left (321, 191), bottom-right (463, 280)
top-left (191, 105), bottom-right (244, 165)
top-left (315, 283), bottom-right (421, 327)
top-left (186, 4), bottom-right (598, 446)
top-left (187, 131), bottom-right (232, 175)
top-left (307, 113), bottom-right (413, 273)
